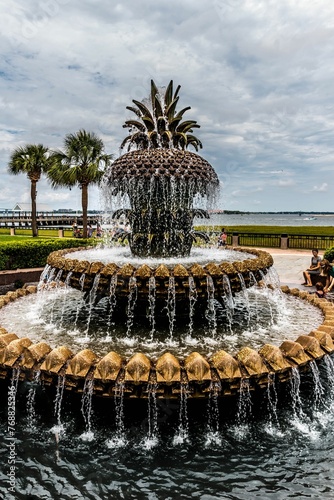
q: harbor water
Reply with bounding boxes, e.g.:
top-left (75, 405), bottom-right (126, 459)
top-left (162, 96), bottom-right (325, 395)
top-left (195, 212), bottom-right (334, 228)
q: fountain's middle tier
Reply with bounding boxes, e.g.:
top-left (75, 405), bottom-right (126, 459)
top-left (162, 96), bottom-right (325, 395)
top-left (46, 246), bottom-right (274, 317)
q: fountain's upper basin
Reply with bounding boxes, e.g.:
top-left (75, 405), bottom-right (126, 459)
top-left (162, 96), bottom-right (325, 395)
top-left (64, 247), bottom-right (257, 268)
top-left (46, 246), bottom-right (274, 308)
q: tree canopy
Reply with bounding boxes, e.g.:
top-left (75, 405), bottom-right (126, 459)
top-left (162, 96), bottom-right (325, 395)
top-left (48, 130), bottom-right (112, 238)
top-left (8, 143), bottom-right (52, 237)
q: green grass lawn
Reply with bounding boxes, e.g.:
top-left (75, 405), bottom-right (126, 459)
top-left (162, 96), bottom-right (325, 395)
top-left (0, 235), bottom-right (77, 243)
top-left (0, 235), bottom-right (56, 243)
top-left (0, 229), bottom-right (74, 241)
top-left (196, 225), bottom-right (334, 235)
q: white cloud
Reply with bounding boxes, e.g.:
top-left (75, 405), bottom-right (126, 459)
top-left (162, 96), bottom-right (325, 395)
top-left (277, 179), bottom-right (295, 187)
top-left (312, 183), bottom-right (329, 192)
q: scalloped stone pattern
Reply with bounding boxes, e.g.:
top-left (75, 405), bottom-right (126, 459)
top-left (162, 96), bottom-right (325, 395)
top-left (1, 285), bottom-right (334, 398)
top-left (46, 246), bottom-right (274, 302)
top-left (107, 149), bottom-right (219, 184)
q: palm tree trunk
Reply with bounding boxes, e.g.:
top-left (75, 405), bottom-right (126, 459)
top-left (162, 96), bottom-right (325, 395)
top-left (31, 180), bottom-right (38, 237)
top-left (82, 184), bottom-right (88, 238)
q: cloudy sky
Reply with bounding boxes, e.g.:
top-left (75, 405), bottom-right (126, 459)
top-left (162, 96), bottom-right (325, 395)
top-left (0, 0), bottom-right (333, 212)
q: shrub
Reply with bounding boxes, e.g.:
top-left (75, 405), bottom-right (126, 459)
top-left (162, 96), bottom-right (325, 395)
top-left (324, 246), bottom-right (334, 263)
top-left (0, 238), bottom-right (94, 271)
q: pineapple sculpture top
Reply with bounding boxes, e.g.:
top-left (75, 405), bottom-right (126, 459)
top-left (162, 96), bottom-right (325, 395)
top-left (121, 79), bottom-right (203, 151)
top-left (105, 80), bottom-right (219, 257)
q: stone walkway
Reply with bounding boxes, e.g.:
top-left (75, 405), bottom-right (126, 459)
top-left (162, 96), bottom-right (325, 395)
top-left (260, 248), bottom-right (312, 288)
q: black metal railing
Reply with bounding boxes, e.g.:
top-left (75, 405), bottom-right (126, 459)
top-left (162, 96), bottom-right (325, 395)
top-left (288, 234), bottom-right (334, 250)
top-left (237, 233), bottom-right (281, 248)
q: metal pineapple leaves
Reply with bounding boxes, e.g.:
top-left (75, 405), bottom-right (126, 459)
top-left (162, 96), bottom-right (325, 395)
top-left (121, 80), bottom-right (202, 151)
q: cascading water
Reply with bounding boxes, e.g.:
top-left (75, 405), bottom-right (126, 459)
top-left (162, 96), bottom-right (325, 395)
top-left (80, 378), bottom-right (95, 441)
top-left (107, 381), bottom-right (127, 448)
top-left (265, 373), bottom-right (280, 433)
top-left (173, 383), bottom-right (189, 445)
top-left (235, 378), bottom-right (253, 435)
top-left (205, 381), bottom-right (222, 446)
top-left (26, 370), bottom-right (41, 431)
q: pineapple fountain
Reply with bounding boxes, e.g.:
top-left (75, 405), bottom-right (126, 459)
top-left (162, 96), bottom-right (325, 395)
top-left (0, 81), bottom-right (333, 405)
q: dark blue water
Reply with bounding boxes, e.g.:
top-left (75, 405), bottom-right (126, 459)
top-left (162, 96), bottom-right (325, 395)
top-left (1, 357), bottom-right (334, 500)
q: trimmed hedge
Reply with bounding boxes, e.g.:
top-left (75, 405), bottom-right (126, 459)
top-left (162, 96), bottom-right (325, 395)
top-left (324, 246), bottom-right (334, 262)
top-left (0, 238), bottom-right (93, 271)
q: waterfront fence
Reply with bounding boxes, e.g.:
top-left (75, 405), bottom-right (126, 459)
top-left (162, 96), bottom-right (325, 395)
top-left (288, 234), bottom-right (334, 250)
top-left (1, 228), bottom-right (334, 251)
top-left (215, 232), bottom-right (334, 251)
top-left (236, 233), bottom-right (281, 248)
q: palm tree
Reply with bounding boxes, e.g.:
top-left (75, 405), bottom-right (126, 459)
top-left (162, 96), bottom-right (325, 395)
top-left (8, 144), bottom-right (51, 237)
top-left (121, 79), bottom-right (202, 151)
top-left (48, 130), bottom-right (112, 238)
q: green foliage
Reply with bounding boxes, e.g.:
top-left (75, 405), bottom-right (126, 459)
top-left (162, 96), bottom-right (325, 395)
top-left (8, 144), bottom-right (52, 237)
top-left (0, 238), bottom-right (94, 271)
top-left (324, 246), bottom-right (334, 262)
top-left (8, 144), bottom-right (51, 178)
top-left (48, 130), bottom-right (112, 238)
top-left (48, 130), bottom-right (112, 189)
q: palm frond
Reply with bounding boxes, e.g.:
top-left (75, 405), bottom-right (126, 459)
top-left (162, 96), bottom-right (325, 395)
top-left (123, 120), bottom-right (146, 132)
top-left (153, 95), bottom-right (163, 121)
top-left (164, 80), bottom-right (174, 109)
top-left (141, 116), bottom-right (155, 132)
top-left (126, 106), bottom-right (142, 118)
top-left (173, 84), bottom-right (181, 100)
top-left (132, 100), bottom-right (154, 122)
top-left (150, 80), bottom-right (159, 111)
top-left (165, 97), bottom-right (179, 121)
top-left (157, 117), bottom-right (167, 135)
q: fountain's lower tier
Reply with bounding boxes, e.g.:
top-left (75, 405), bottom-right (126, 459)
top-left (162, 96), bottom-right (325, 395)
top-left (0, 284), bottom-right (334, 399)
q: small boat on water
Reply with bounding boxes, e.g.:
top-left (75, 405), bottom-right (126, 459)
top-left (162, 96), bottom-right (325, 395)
top-left (303, 217), bottom-right (317, 220)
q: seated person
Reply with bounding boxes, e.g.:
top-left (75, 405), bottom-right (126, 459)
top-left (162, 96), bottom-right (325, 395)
top-left (320, 259), bottom-right (334, 293)
top-left (302, 248), bottom-right (322, 287)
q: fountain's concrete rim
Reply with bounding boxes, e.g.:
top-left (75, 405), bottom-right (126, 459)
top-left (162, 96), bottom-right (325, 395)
top-left (46, 245), bottom-right (274, 279)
